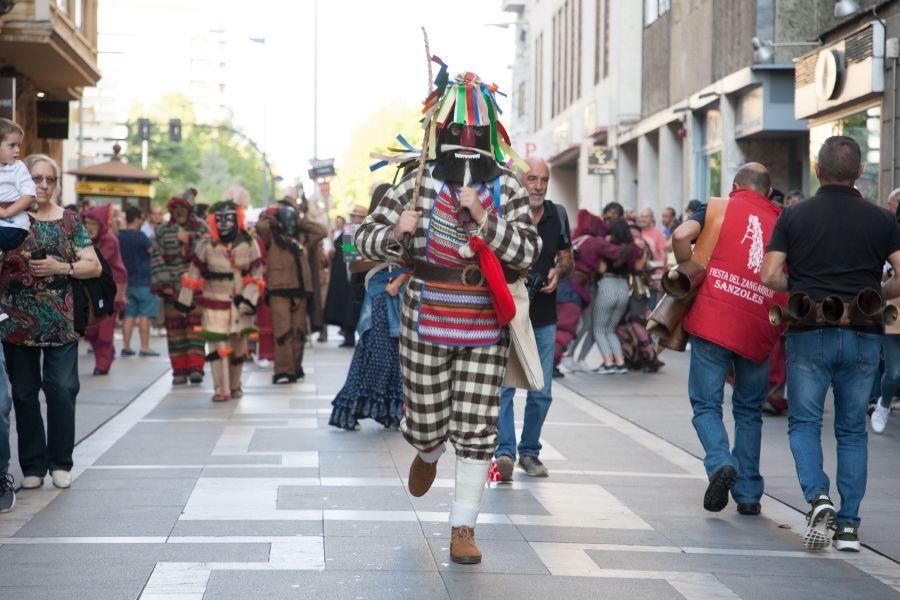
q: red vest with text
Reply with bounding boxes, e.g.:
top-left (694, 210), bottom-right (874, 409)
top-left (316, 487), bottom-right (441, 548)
top-left (682, 189), bottom-right (787, 362)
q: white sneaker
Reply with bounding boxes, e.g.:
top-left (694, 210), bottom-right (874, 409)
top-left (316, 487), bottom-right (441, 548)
top-left (50, 470), bottom-right (71, 489)
top-left (255, 358), bottom-right (273, 369)
top-left (21, 476), bottom-right (43, 489)
top-left (871, 403), bottom-right (891, 434)
top-left (561, 356), bottom-right (588, 373)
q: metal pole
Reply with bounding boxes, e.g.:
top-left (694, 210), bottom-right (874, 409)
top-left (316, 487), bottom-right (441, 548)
top-left (141, 139), bottom-right (148, 170)
top-left (892, 56), bottom-right (897, 192)
top-left (77, 99), bottom-right (84, 168)
top-left (262, 38), bottom-right (269, 205)
top-left (313, 0), bottom-right (318, 160)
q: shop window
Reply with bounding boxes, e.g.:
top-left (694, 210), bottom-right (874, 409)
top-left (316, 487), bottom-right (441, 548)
top-left (705, 152), bottom-right (722, 199)
top-left (644, 0), bottom-right (671, 26)
top-left (74, 0), bottom-right (84, 29)
top-left (56, 0), bottom-right (67, 13)
top-left (809, 105), bottom-right (881, 203)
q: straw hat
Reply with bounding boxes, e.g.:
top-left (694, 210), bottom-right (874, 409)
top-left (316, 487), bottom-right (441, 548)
top-left (349, 204), bottom-right (369, 218)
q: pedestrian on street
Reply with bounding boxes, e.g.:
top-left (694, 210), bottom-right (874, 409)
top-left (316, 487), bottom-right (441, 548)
top-left (673, 163), bottom-right (787, 517)
top-left (873, 195), bottom-right (900, 434)
top-left (494, 156), bottom-right (572, 481)
top-left (0, 154), bottom-right (102, 491)
top-left (762, 136), bottom-right (900, 552)
top-left (356, 67), bottom-right (540, 565)
top-left (324, 213), bottom-right (355, 347)
top-left (150, 189), bottom-right (209, 385)
top-left (0, 344), bottom-right (14, 512)
top-left (330, 184), bottom-right (410, 431)
top-left (118, 206), bottom-right (159, 357)
top-left (82, 203), bottom-right (128, 375)
top-left (661, 206), bottom-right (679, 238)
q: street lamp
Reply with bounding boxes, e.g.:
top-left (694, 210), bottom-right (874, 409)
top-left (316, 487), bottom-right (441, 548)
top-left (249, 36), bottom-right (270, 205)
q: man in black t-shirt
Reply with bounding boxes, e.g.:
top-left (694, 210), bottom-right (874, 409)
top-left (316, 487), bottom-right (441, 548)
top-left (494, 156), bottom-right (572, 481)
top-left (761, 136), bottom-right (900, 553)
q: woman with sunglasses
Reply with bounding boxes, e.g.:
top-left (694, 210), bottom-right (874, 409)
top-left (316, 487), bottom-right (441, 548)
top-left (0, 154), bottom-right (101, 492)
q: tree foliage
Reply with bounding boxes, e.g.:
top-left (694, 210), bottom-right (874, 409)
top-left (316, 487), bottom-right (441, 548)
top-left (330, 103), bottom-right (422, 218)
top-left (125, 94), bottom-right (268, 207)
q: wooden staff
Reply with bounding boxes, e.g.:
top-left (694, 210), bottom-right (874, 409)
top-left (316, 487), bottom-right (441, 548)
top-left (403, 27), bottom-right (433, 250)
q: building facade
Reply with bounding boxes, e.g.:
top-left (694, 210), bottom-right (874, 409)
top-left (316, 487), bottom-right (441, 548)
top-left (504, 0), bottom-right (643, 216)
top-left (794, 0), bottom-right (899, 205)
top-left (507, 0), bottom-right (872, 216)
top-left (0, 0), bottom-right (100, 166)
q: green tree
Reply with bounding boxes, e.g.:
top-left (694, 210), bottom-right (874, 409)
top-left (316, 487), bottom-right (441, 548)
top-left (125, 94), bottom-right (268, 207)
top-left (330, 104), bottom-right (422, 217)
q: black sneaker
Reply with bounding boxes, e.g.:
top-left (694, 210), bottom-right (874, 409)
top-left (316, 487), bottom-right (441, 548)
top-left (552, 366), bottom-right (564, 379)
top-left (703, 465), bottom-right (738, 512)
top-left (737, 502), bottom-right (761, 516)
top-left (803, 491), bottom-right (837, 551)
top-left (518, 455), bottom-right (549, 477)
top-left (833, 523), bottom-right (861, 552)
top-left (0, 473), bottom-right (15, 513)
top-left (121, 348), bottom-right (136, 357)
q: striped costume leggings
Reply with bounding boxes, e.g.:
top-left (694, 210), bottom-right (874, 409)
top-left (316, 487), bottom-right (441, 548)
top-left (591, 276), bottom-right (631, 358)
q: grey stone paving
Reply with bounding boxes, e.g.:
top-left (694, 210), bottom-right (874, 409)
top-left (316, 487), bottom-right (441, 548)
top-left (0, 334), bottom-right (898, 599)
top-left (559, 350), bottom-right (900, 563)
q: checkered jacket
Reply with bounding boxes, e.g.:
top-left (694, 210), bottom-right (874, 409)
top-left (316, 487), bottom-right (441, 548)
top-left (355, 168), bottom-right (541, 273)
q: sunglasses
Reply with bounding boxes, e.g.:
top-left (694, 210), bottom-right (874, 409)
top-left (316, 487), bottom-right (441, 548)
top-left (32, 175), bottom-right (58, 186)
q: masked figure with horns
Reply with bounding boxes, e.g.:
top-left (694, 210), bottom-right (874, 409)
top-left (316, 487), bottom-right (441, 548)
top-left (256, 196), bottom-right (327, 384)
top-left (356, 62), bottom-right (540, 565)
top-left (177, 200), bottom-right (264, 402)
top-left (150, 188), bottom-right (209, 385)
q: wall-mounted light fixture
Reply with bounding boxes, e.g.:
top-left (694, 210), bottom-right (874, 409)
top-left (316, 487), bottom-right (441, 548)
top-left (752, 37), bottom-right (819, 64)
top-left (834, 0), bottom-right (861, 19)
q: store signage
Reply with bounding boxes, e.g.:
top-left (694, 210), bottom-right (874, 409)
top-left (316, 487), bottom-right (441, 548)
top-left (815, 49), bottom-right (844, 101)
top-left (36, 101), bottom-right (70, 139)
top-left (76, 181), bottom-right (152, 197)
top-left (587, 146), bottom-right (616, 175)
top-left (0, 77), bottom-right (15, 120)
top-left (308, 157), bottom-right (335, 180)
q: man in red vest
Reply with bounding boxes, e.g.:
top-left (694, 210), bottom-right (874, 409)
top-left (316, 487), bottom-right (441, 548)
top-left (671, 163), bottom-right (787, 516)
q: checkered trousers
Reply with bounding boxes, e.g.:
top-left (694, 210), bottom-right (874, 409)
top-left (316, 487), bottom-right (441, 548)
top-left (399, 279), bottom-right (511, 461)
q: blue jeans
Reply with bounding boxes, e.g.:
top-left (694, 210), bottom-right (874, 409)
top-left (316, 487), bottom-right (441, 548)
top-left (786, 329), bottom-right (880, 527)
top-left (879, 334), bottom-right (900, 408)
top-left (495, 323), bottom-right (556, 459)
top-left (3, 342), bottom-right (80, 476)
top-left (688, 336), bottom-right (768, 503)
top-left (0, 344), bottom-right (11, 477)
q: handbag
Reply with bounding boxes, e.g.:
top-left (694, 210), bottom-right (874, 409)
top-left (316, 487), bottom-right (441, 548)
top-left (503, 278), bottom-right (545, 391)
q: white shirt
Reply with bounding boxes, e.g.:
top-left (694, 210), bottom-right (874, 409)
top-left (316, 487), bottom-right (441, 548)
top-left (0, 160), bottom-right (36, 231)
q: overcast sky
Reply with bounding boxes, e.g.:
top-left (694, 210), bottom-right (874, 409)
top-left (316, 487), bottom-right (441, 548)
top-left (221, 0), bottom-right (516, 184)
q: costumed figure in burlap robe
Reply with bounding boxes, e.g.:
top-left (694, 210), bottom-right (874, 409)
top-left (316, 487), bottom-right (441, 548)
top-left (256, 197), bottom-right (327, 384)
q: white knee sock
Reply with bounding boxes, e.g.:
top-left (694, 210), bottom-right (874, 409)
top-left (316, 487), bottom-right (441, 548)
top-left (418, 444), bottom-right (445, 464)
top-left (449, 456), bottom-right (490, 528)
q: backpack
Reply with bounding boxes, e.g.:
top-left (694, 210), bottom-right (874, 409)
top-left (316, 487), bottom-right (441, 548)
top-left (72, 246), bottom-right (117, 335)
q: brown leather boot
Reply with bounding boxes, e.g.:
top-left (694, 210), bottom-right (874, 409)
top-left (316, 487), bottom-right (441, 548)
top-left (408, 454), bottom-right (437, 497)
top-left (450, 526), bottom-right (482, 564)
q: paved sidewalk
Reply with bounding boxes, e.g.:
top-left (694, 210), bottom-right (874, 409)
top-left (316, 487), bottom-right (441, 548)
top-left (558, 350), bottom-right (900, 563)
top-left (7, 336), bottom-right (171, 485)
top-left (0, 339), bottom-right (898, 599)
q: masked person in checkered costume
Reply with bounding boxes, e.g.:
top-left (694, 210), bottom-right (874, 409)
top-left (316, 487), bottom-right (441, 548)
top-left (356, 63), bottom-right (541, 565)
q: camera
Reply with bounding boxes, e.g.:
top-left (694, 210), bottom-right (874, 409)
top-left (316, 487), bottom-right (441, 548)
top-left (525, 271), bottom-right (549, 298)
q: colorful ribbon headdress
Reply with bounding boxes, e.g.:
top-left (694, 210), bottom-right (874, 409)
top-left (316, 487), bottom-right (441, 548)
top-left (421, 57), bottom-right (527, 171)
